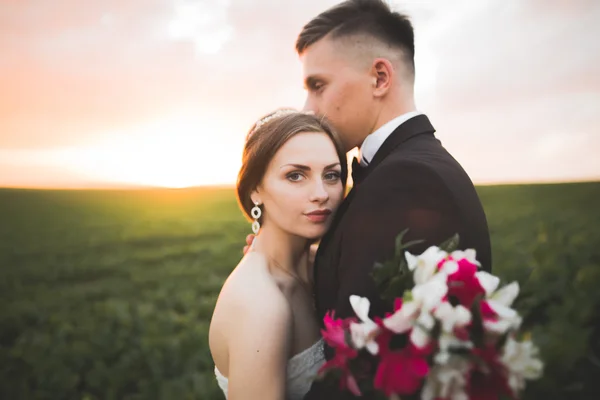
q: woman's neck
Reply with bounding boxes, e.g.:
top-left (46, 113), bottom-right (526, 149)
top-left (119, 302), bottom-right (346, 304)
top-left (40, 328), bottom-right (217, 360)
top-left (252, 223), bottom-right (310, 280)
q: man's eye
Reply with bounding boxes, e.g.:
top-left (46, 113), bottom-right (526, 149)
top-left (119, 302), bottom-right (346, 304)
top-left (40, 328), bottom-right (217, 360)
top-left (311, 82), bottom-right (323, 92)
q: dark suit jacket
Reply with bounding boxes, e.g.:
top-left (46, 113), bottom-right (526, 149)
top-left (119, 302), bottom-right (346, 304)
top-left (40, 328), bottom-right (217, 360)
top-left (303, 115), bottom-right (492, 400)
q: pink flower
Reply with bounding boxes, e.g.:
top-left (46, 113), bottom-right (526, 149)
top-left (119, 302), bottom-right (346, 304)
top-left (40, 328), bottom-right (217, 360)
top-left (321, 311), bottom-right (354, 350)
top-left (373, 343), bottom-right (430, 397)
top-left (480, 300), bottom-right (498, 322)
top-left (440, 257), bottom-right (486, 309)
top-left (319, 311), bottom-right (362, 396)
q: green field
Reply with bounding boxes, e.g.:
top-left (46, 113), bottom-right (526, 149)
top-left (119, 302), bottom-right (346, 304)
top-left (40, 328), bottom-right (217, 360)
top-left (1, 182), bottom-right (599, 399)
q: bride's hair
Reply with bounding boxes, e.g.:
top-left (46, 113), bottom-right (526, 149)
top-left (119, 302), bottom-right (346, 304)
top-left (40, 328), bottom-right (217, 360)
top-left (236, 108), bottom-right (348, 222)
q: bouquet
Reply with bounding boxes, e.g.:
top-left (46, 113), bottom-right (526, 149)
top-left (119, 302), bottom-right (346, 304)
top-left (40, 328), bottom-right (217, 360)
top-left (318, 232), bottom-right (544, 399)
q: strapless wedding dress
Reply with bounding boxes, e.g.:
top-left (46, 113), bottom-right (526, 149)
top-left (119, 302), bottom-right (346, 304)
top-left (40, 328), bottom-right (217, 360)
top-left (214, 338), bottom-right (325, 400)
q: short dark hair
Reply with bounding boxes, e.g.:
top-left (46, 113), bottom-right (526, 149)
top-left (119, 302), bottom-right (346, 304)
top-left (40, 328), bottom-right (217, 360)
top-left (295, 0), bottom-right (415, 74)
top-left (236, 109), bottom-right (348, 222)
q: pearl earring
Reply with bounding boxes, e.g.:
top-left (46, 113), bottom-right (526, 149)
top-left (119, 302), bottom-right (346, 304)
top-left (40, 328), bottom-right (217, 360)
top-left (251, 201), bottom-right (262, 234)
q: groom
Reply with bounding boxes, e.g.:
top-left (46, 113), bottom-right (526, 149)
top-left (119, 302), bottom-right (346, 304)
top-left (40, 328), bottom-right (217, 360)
top-left (248, 0), bottom-right (491, 398)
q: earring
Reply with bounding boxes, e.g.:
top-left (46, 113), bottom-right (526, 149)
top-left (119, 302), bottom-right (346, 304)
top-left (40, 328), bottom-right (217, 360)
top-left (251, 201), bottom-right (262, 234)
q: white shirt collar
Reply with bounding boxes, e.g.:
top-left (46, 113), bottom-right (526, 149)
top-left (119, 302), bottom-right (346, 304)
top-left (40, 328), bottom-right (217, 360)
top-left (359, 111), bottom-right (423, 166)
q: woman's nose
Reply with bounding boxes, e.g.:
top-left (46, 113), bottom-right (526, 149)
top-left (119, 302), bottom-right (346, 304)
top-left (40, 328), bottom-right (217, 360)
top-left (310, 179), bottom-right (329, 203)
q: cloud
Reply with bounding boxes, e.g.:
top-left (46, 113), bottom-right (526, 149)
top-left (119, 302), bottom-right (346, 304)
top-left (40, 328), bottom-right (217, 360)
top-left (0, 0), bottom-right (598, 185)
top-left (0, 0), bottom-right (334, 150)
top-left (396, 0), bottom-right (600, 182)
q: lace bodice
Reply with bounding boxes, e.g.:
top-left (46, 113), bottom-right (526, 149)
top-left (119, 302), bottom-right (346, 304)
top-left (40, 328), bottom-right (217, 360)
top-left (214, 338), bottom-right (325, 400)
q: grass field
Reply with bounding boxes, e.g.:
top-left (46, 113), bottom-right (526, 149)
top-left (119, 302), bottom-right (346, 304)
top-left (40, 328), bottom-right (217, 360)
top-left (1, 182), bottom-right (599, 399)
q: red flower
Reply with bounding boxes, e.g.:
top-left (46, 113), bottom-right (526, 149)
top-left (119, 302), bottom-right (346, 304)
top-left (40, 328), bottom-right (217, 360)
top-left (393, 298), bottom-right (403, 313)
top-left (467, 345), bottom-right (514, 400)
top-left (373, 344), bottom-right (430, 396)
top-left (444, 257), bottom-right (486, 309)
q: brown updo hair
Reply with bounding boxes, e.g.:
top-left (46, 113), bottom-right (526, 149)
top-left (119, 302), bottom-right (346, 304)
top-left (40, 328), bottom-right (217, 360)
top-left (236, 108), bottom-right (348, 222)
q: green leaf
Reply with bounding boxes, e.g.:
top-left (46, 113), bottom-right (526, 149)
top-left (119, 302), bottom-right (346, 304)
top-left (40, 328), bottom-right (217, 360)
top-left (495, 330), bottom-right (511, 351)
top-left (371, 260), bottom-right (396, 290)
top-left (370, 230), bottom-right (427, 302)
top-left (469, 294), bottom-right (485, 348)
top-left (394, 228), bottom-right (409, 254)
top-left (380, 274), bottom-right (413, 303)
top-left (439, 233), bottom-right (460, 253)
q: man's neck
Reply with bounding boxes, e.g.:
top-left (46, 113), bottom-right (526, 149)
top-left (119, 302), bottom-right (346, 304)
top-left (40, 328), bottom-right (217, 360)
top-left (357, 100), bottom-right (420, 165)
top-left (370, 100), bottom-right (417, 138)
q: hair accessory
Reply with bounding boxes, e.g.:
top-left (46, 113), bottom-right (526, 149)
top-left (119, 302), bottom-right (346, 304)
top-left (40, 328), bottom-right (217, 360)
top-left (248, 108), bottom-right (299, 138)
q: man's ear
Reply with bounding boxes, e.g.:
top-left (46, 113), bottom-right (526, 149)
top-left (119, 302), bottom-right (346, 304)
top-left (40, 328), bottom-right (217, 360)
top-left (371, 58), bottom-right (394, 97)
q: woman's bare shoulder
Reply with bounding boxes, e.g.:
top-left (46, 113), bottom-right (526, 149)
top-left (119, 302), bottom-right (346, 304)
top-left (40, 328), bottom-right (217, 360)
top-left (215, 252), bottom-right (291, 321)
top-left (209, 252), bottom-right (293, 380)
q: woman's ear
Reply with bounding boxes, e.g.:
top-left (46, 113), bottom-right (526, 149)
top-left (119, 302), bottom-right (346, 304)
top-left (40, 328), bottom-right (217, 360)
top-left (250, 189), bottom-right (261, 206)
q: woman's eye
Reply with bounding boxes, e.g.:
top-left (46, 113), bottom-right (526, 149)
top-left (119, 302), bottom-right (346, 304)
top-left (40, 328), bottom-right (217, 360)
top-left (287, 172), bottom-right (304, 182)
top-left (325, 172), bottom-right (340, 181)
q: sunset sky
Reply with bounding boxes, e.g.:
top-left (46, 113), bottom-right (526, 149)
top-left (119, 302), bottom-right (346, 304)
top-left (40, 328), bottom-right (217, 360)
top-left (1, 0), bottom-right (599, 188)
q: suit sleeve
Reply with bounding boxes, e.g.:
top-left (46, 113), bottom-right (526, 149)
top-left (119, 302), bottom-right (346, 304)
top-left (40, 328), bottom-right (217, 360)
top-left (335, 162), bottom-right (462, 321)
top-left (303, 162), bottom-right (462, 400)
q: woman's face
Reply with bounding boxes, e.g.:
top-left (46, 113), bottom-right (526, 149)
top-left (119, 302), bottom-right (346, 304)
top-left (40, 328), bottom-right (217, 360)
top-left (254, 131), bottom-right (345, 240)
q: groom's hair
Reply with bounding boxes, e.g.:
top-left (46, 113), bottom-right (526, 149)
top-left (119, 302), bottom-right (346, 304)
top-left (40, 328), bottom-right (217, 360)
top-left (236, 110), bottom-right (348, 223)
top-left (296, 0), bottom-right (415, 78)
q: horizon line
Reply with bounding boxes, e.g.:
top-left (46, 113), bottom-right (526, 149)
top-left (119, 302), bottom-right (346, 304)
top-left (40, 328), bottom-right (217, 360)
top-left (1, 177), bottom-right (598, 191)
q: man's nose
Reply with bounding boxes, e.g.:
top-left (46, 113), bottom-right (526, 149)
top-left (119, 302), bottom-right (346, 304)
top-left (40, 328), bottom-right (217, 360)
top-left (303, 97), bottom-right (317, 114)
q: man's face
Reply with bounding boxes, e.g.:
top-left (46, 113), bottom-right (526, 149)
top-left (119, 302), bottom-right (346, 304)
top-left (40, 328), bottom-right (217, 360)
top-left (300, 38), bottom-right (377, 152)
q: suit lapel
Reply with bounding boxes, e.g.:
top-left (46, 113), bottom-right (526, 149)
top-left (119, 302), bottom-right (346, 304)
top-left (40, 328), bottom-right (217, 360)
top-left (313, 114), bottom-right (437, 316)
top-left (361, 114), bottom-right (436, 182)
top-left (321, 114), bottom-right (435, 243)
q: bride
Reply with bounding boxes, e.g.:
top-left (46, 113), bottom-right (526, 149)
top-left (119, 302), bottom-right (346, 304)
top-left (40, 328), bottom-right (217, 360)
top-left (208, 109), bottom-right (348, 399)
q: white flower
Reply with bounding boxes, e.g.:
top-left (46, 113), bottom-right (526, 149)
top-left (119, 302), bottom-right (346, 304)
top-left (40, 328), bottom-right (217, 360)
top-left (434, 333), bottom-right (473, 365)
top-left (500, 336), bottom-right (544, 393)
top-left (489, 281), bottom-right (520, 307)
top-left (383, 272), bottom-right (448, 335)
top-left (434, 301), bottom-right (472, 334)
top-left (484, 282), bottom-right (522, 333)
top-left (412, 272), bottom-right (448, 312)
top-left (450, 249), bottom-right (481, 267)
top-left (439, 259), bottom-right (459, 275)
top-left (421, 355), bottom-right (470, 400)
top-left (410, 310), bottom-right (435, 348)
top-left (348, 295), bottom-right (380, 354)
top-left (484, 313), bottom-right (522, 334)
top-left (405, 246), bottom-right (448, 284)
top-left (382, 301), bottom-right (419, 334)
top-left (475, 271), bottom-right (500, 296)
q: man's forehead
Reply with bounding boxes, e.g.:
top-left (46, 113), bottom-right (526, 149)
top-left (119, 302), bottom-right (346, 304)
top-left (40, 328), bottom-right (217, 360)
top-left (301, 41), bottom-right (344, 77)
top-left (300, 36), bottom-right (370, 75)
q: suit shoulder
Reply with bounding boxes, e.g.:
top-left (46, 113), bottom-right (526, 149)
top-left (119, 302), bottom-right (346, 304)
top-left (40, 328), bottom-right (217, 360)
top-left (369, 154), bottom-right (445, 188)
top-left (376, 139), bottom-right (473, 187)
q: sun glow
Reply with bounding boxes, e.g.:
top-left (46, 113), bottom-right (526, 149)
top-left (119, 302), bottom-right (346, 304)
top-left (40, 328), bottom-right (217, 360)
top-left (49, 112), bottom-right (246, 188)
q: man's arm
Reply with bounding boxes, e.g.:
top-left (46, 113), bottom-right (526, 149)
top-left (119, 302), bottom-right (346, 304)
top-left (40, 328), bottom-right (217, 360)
top-left (335, 163), bottom-right (461, 321)
top-left (304, 162), bottom-right (461, 400)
